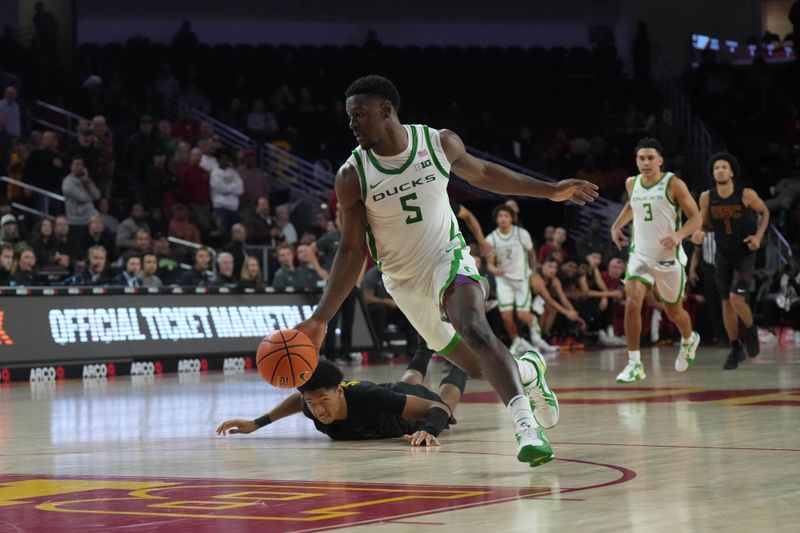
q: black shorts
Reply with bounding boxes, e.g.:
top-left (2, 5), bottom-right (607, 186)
top-left (387, 382), bottom-right (442, 403)
top-left (715, 253), bottom-right (756, 300)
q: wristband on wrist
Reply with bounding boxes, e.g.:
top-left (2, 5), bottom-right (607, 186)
top-left (421, 406), bottom-right (449, 437)
top-left (254, 414), bottom-right (272, 428)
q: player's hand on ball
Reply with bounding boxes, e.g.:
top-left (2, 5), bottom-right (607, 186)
top-left (216, 419), bottom-right (259, 436)
top-left (294, 318), bottom-right (327, 352)
top-left (551, 179), bottom-right (599, 205)
top-left (404, 431), bottom-right (441, 447)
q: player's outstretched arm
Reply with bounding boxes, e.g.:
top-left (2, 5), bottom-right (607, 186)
top-left (439, 129), bottom-right (599, 204)
top-left (401, 395), bottom-right (453, 447)
top-left (295, 164), bottom-right (368, 349)
top-left (216, 392), bottom-right (303, 436)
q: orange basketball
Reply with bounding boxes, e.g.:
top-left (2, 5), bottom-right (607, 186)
top-left (256, 329), bottom-right (318, 388)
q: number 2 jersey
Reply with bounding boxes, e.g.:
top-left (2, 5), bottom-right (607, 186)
top-left (628, 172), bottom-right (688, 265)
top-left (346, 124), bottom-right (466, 283)
top-left (708, 186), bottom-right (757, 257)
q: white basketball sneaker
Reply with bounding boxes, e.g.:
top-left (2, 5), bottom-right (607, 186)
top-left (616, 360), bottom-right (645, 383)
top-left (518, 350), bottom-right (560, 428)
top-left (675, 331), bottom-right (700, 372)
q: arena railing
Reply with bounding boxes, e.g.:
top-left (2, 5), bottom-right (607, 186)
top-left (168, 100), bottom-right (332, 205)
top-left (29, 100), bottom-right (86, 139)
top-left (0, 176), bottom-right (65, 219)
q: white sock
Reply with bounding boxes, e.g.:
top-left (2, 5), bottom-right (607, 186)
top-left (628, 350), bottom-right (641, 363)
top-left (516, 359), bottom-right (537, 385)
top-left (508, 394), bottom-right (538, 432)
top-left (682, 335), bottom-right (692, 344)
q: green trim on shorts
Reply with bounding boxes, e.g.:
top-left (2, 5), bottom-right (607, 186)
top-left (625, 272), bottom-right (653, 286)
top-left (422, 125), bottom-right (449, 179)
top-left (657, 267), bottom-right (686, 306)
top-left (438, 332), bottom-right (461, 356)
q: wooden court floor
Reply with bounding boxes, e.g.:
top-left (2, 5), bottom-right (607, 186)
top-left (0, 345), bottom-right (798, 532)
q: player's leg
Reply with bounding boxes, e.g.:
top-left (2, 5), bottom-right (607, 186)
top-left (443, 281), bottom-right (553, 465)
top-left (401, 338), bottom-right (434, 385)
top-left (497, 278), bottom-right (534, 354)
top-left (655, 263), bottom-right (700, 372)
top-left (437, 365), bottom-right (468, 420)
top-left (618, 277), bottom-right (649, 383)
top-left (729, 256), bottom-right (759, 357)
top-left (716, 258), bottom-right (747, 368)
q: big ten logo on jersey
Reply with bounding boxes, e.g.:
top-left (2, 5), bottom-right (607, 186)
top-left (223, 357), bottom-right (247, 375)
top-left (413, 159), bottom-right (432, 172)
top-left (29, 366), bottom-right (63, 383)
top-left (178, 358), bottom-right (208, 374)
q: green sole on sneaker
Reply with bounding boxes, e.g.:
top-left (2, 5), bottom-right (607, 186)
top-left (517, 445), bottom-right (554, 466)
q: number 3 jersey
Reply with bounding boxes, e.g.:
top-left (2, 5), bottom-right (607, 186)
top-left (347, 124), bottom-right (466, 283)
top-left (629, 172), bottom-right (688, 265)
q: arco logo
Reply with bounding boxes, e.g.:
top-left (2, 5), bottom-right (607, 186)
top-left (0, 311), bottom-right (13, 345)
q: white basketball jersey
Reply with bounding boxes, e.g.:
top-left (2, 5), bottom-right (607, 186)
top-left (629, 172), bottom-right (687, 264)
top-left (487, 226), bottom-right (533, 281)
top-left (346, 124), bottom-right (465, 283)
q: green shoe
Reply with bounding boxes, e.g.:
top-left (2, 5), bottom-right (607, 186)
top-left (616, 361), bottom-right (645, 383)
top-left (675, 331), bottom-right (700, 372)
top-left (516, 426), bottom-right (554, 467)
top-left (518, 350), bottom-right (560, 429)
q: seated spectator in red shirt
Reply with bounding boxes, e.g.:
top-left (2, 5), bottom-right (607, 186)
top-left (601, 257), bottom-right (627, 338)
top-left (537, 226), bottom-right (572, 263)
top-left (168, 203), bottom-right (201, 244)
top-left (245, 197), bottom-right (282, 247)
top-left (172, 108), bottom-right (200, 144)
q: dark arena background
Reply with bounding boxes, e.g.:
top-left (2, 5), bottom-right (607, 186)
top-left (0, 1), bottom-right (797, 531)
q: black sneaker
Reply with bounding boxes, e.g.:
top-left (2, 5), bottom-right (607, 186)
top-left (723, 345), bottom-right (745, 370)
top-left (745, 326), bottom-right (760, 358)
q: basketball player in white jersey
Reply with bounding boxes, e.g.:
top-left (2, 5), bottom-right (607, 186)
top-left (610, 138), bottom-right (702, 383)
top-left (296, 75), bottom-right (598, 467)
top-left (486, 204), bottom-right (538, 355)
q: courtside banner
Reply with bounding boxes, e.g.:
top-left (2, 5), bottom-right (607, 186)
top-left (0, 292), bottom-right (376, 366)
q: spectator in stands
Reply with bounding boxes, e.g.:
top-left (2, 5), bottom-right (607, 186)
top-left (124, 115), bottom-right (160, 202)
top-left (296, 243), bottom-right (327, 284)
top-left (361, 264), bottom-right (415, 358)
top-left (210, 149), bottom-right (244, 236)
top-left (577, 252), bottom-right (625, 343)
top-left (214, 252), bottom-right (238, 288)
top-left (223, 223), bottom-right (248, 274)
top-left (30, 218), bottom-right (60, 268)
top-left (23, 130), bottom-right (63, 194)
top-left (0, 242), bottom-right (15, 284)
top-left (153, 235), bottom-right (179, 283)
top-left (67, 245), bottom-right (111, 286)
top-left (179, 148), bottom-right (212, 234)
top-left (247, 99), bottom-right (279, 139)
top-left (531, 256), bottom-right (586, 335)
top-left (198, 139), bottom-right (218, 174)
top-left (9, 247), bottom-right (37, 286)
top-left (80, 214), bottom-right (115, 260)
top-left (53, 215), bottom-right (82, 267)
top-left (63, 126), bottom-right (101, 179)
top-left (274, 204), bottom-right (297, 245)
top-left (158, 120), bottom-right (177, 161)
top-left (236, 148), bottom-right (268, 220)
top-left (172, 108), bottom-right (200, 144)
top-left (62, 156), bottom-right (100, 231)
top-left (139, 251), bottom-right (163, 288)
top-left (116, 203), bottom-right (150, 252)
top-left (167, 203), bottom-right (201, 244)
top-left (198, 121), bottom-right (214, 142)
top-left (239, 256), bottom-right (264, 289)
top-left (113, 252), bottom-right (142, 287)
top-left (0, 214), bottom-right (24, 251)
top-left (97, 197), bottom-right (119, 234)
top-left (146, 148), bottom-right (178, 211)
top-left (90, 116), bottom-right (115, 185)
top-left (272, 244), bottom-right (319, 290)
top-left (221, 97), bottom-right (247, 131)
top-left (176, 246), bottom-right (215, 287)
top-left (245, 197), bottom-right (281, 246)
top-left (600, 256), bottom-right (627, 340)
top-left (169, 141), bottom-right (191, 177)
top-left (538, 226), bottom-right (571, 263)
top-left (0, 86), bottom-right (20, 137)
